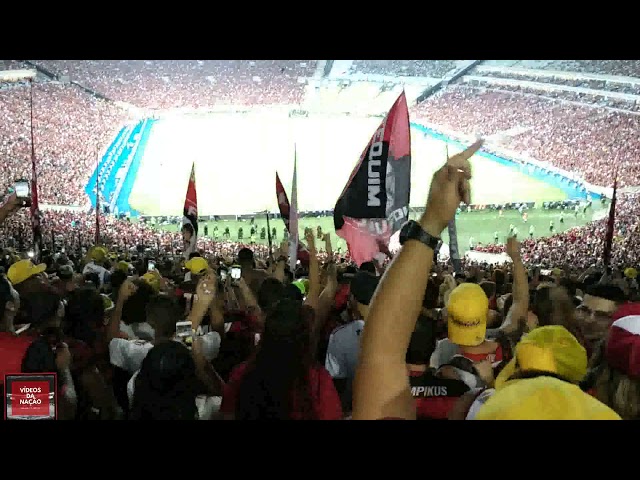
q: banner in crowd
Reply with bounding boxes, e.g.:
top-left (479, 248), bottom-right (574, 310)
top-left (603, 174), bottom-right (618, 267)
top-left (334, 91), bottom-right (411, 266)
top-left (182, 162), bottom-right (198, 259)
top-left (29, 81), bottom-right (42, 261)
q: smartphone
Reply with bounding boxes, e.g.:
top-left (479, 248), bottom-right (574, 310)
top-left (148, 260), bottom-right (155, 271)
top-left (219, 270), bottom-right (227, 282)
top-left (14, 181), bottom-right (29, 199)
top-left (176, 321), bottom-right (192, 339)
top-left (230, 266), bottom-right (241, 280)
top-left (540, 269), bottom-right (552, 276)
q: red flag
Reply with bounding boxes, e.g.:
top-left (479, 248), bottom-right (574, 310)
top-left (334, 91), bottom-right (411, 266)
top-left (603, 175), bottom-right (617, 267)
top-left (182, 163), bottom-right (198, 258)
top-left (29, 80), bottom-right (43, 261)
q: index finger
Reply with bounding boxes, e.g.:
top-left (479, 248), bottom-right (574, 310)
top-left (447, 139), bottom-right (483, 170)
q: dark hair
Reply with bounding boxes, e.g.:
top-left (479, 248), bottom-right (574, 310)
top-left (110, 270), bottom-right (127, 300)
top-left (235, 299), bottom-right (316, 420)
top-left (585, 284), bottom-right (627, 304)
top-left (181, 223), bottom-right (194, 235)
top-left (238, 248), bottom-right (254, 265)
top-left (480, 281), bottom-right (496, 300)
top-left (83, 272), bottom-right (101, 289)
top-left (422, 278), bottom-right (439, 309)
top-left (257, 278), bottom-right (285, 314)
top-left (121, 280), bottom-right (154, 325)
top-left (22, 290), bottom-right (61, 328)
top-left (145, 295), bottom-right (181, 337)
top-left (406, 315), bottom-right (437, 365)
top-left (129, 342), bottom-right (199, 420)
top-left (359, 262), bottom-right (376, 275)
top-left (65, 287), bottom-right (104, 346)
top-left (531, 286), bottom-right (585, 344)
top-left (188, 251), bottom-right (201, 260)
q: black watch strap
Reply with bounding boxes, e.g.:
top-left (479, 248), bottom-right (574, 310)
top-left (399, 220), bottom-right (440, 250)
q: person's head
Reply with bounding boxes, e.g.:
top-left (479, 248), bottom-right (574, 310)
top-left (529, 285), bottom-right (583, 338)
top-left (445, 283), bottom-right (489, 347)
top-left (7, 260), bottom-right (47, 296)
top-left (87, 246), bottom-right (108, 266)
top-left (184, 256), bottom-right (208, 281)
top-left (22, 289), bottom-right (64, 332)
top-left (479, 281), bottom-right (496, 304)
top-left (121, 279), bottom-right (155, 325)
top-left (145, 294), bottom-right (182, 339)
top-left (257, 278), bottom-right (285, 317)
top-left (237, 248), bottom-right (255, 269)
top-left (236, 299), bottom-right (316, 420)
top-left (593, 311), bottom-right (640, 419)
top-left (576, 284), bottom-right (626, 345)
top-left (406, 315), bottom-right (437, 366)
top-left (109, 269), bottom-right (127, 300)
top-left (64, 287), bottom-right (104, 346)
top-left (474, 326), bottom-right (620, 420)
top-left (349, 271), bottom-right (380, 320)
top-left (130, 341), bottom-right (199, 420)
top-left (359, 261), bottom-right (377, 275)
top-left (181, 223), bottom-right (194, 243)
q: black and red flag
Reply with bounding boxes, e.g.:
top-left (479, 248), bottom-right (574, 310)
top-left (182, 162), bottom-right (198, 259)
top-left (603, 174), bottom-right (618, 267)
top-left (276, 160), bottom-right (309, 268)
top-left (334, 91), bottom-right (411, 266)
top-left (29, 80), bottom-right (43, 262)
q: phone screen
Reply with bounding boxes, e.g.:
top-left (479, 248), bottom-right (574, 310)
top-left (148, 261), bottom-right (155, 271)
top-left (15, 182), bottom-right (29, 198)
top-left (219, 270), bottom-right (227, 281)
top-left (231, 267), bottom-right (241, 280)
top-left (176, 321), bottom-right (192, 338)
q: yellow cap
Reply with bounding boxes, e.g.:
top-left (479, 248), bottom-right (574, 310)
top-left (185, 257), bottom-right (209, 275)
top-left (624, 267), bottom-right (637, 279)
top-left (475, 376), bottom-right (621, 420)
top-left (116, 261), bottom-right (131, 273)
top-left (7, 260), bottom-right (46, 286)
top-left (446, 283), bottom-right (489, 347)
top-left (142, 272), bottom-right (161, 292)
top-left (495, 325), bottom-right (587, 390)
top-left (88, 246), bottom-right (108, 263)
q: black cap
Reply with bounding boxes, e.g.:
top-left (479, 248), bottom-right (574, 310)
top-left (350, 272), bottom-right (380, 306)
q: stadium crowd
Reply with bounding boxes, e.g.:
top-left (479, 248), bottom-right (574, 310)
top-left (31, 61), bottom-right (317, 109)
top-left (1, 141), bottom-right (639, 422)
top-left (484, 60), bottom-right (640, 78)
top-left (412, 85), bottom-right (640, 187)
top-left (350, 60), bottom-right (458, 78)
top-left (0, 81), bottom-right (127, 205)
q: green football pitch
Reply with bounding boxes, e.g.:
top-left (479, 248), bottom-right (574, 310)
top-left (151, 205), bottom-right (603, 255)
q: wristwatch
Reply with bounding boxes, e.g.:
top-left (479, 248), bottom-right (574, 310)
top-left (399, 220), bottom-right (440, 250)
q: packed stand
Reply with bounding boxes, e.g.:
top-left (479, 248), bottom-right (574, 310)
top-left (486, 60), bottom-right (640, 78)
top-left (350, 60), bottom-right (457, 78)
top-left (2, 140), bottom-right (639, 421)
top-left (472, 69), bottom-right (640, 96)
top-left (0, 81), bottom-right (127, 205)
top-left (412, 85), bottom-right (640, 187)
top-left (31, 61), bottom-right (317, 109)
top-left (464, 77), bottom-right (640, 113)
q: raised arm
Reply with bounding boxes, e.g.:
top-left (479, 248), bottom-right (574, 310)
top-left (304, 229), bottom-right (321, 311)
top-left (500, 236), bottom-right (529, 334)
top-left (352, 140), bottom-right (482, 421)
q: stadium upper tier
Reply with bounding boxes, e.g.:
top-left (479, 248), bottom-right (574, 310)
top-left (2, 60), bottom-right (640, 208)
top-left (0, 81), bottom-right (127, 205)
top-left (411, 85), bottom-right (640, 188)
top-left (29, 60), bottom-right (318, 109)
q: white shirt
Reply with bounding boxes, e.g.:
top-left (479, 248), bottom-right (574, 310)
top-left (325, 320), bottom-right (364, 380)
top-left (109, 338), bottom-right (154, 374)
top-left (83, 262), bottom-right (109, 287)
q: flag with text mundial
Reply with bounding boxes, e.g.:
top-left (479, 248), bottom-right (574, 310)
top-left (334, 91), bottom-right (411, 266)
top-left (182, 162), bottom-right (198, 259)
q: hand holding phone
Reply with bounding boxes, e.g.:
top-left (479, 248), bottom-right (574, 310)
top-left (230, 265), bottom-right (241, 281)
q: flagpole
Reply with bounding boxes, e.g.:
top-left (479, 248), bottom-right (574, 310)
top-left (95, 147), bottom-right (100, 246)
top-left (265, 208), bottom-right (273, 259)
top-left (29, 79), bottom-right (42, 263)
